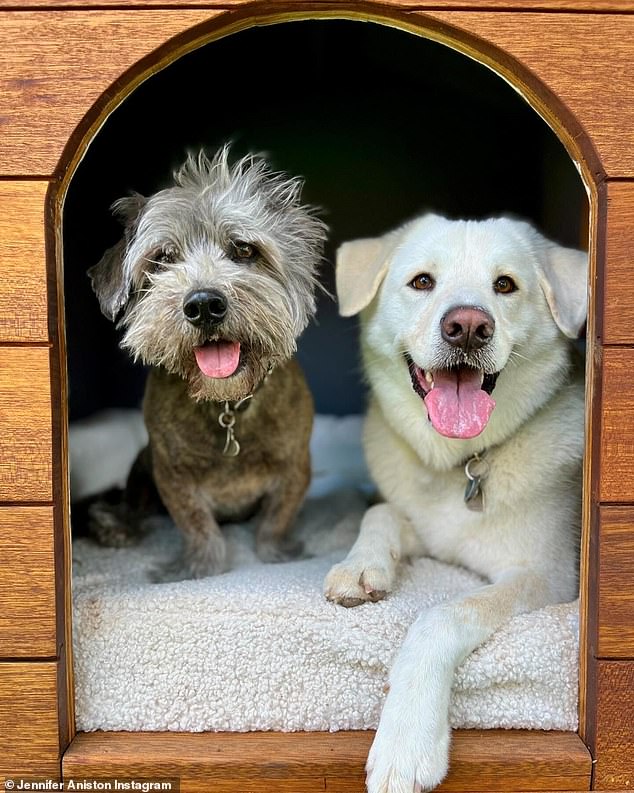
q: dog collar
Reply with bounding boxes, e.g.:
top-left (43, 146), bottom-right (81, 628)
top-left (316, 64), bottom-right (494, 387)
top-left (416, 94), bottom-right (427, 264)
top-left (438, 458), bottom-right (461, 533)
top-left (216, 361), bottom-right (274, 457)
top-left (463, 451), bottom-right (490, 512)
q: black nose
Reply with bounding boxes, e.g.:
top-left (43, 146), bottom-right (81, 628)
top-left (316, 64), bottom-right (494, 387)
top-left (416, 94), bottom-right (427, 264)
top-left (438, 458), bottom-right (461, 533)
top-left (440, 305), bottom-right (495, 352)
top-left (183, 289), bottom-right (228, 327)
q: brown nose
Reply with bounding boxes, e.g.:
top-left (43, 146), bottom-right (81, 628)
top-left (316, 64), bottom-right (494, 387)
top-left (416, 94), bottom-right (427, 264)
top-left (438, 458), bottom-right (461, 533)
top-left (440, 306), bottom-right (495, 352)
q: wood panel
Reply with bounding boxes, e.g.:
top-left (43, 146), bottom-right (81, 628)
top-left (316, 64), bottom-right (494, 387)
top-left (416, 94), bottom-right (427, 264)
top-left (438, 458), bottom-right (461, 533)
top-left (593, 661), bottom-right (634, 789)
top-left (1, 0), bottom-right (633, 8)
top-left (63, 730), bottom-right (591, 792)
top-left (602, 181), bottom-right (634, 345)
top-left (0, 181), bottom-right (49, 342)
top-left (598, 507), bottom-right (634, 658)
top-left (424, 11), bottom-right (634, 177)
top-left (0, 9), bottom-right (632, 177)
top-left (0, 507), bottom-right (56, 658)
top-left (0, 346), bottom-right (52, 502)
top-left (0, 663), bottom-right (60, 768)
top-left (0, 10), bottom-right (218, 177)
top-left (0, 764), bottom-right (60, 784)
top-left (599, 348), bottom-right (634, 503)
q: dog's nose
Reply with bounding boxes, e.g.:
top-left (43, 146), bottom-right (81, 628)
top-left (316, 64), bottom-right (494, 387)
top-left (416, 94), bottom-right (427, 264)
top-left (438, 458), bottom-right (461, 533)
top-left (183, 289), bottom-right (228, 327)
top-left (440, 306), bottom-right (495, 352)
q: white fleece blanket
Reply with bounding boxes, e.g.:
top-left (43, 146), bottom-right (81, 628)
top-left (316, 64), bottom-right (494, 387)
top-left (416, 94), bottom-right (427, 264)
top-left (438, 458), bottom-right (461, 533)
top-left (71, 413), bottom-right (579, 733)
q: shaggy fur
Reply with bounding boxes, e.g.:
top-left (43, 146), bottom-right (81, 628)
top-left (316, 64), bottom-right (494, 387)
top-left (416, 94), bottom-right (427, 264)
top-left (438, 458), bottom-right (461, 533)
top-left (324, 214), bottom-right (587, 792)
top-left (88, 147), bottom-right (327, 578)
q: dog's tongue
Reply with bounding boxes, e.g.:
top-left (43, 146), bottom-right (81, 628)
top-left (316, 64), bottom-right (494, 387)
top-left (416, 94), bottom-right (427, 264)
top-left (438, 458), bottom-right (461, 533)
top-left (194, 341), bottom-right (241, 378)
top-left (424, 368), bottom-right (495, 439)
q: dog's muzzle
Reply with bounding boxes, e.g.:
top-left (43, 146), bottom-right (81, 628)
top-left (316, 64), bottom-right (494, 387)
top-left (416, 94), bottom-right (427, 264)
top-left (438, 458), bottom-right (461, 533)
top-left (405, 305), bottom-right (500, 441)
top-left (183, 289), bottom-right (228, 329)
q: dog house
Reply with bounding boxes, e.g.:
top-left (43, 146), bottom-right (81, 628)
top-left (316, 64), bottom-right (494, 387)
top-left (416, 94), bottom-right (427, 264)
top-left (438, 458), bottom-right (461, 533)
top-left (1, 1), bottom-right (633, 789)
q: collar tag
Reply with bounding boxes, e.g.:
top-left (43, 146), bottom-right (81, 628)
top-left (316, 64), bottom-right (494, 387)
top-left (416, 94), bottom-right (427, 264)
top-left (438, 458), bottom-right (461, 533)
top-left (464, 452), bottom-right (490, 512)
top-left (219, 401), bottom-right (241, 457)
top-left (215, 361), bottom-right (273, 457)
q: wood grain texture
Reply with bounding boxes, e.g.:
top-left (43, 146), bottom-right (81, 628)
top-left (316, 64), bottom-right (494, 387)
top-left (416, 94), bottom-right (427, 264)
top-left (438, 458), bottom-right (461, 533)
top-left (0, 507), bottom-right (56, 658)
top-left (0, 663), bottom-right (60, 768)
top-left (0, 10), bottom-right (218, 177)
top-left (0, 346), bottom-right (52, 501)
top-left (0, 765), bottom-right (60, 784)
top-left (63, 730), bottom-right (591, 792)
top-left (598, 507), bottom-right (634, 658)
top-left (0, 8), bottom-right (631, 177)
top-left (602, 181), bottom-right (634, 345)
top-left (593, 661), bottom-right (634, 789)
top-left (1, 0), bottom-right (633, 8)
top-left (599, 348), bottom-right (634, 503)
top-left (0, 181), bottom-right (49, 342)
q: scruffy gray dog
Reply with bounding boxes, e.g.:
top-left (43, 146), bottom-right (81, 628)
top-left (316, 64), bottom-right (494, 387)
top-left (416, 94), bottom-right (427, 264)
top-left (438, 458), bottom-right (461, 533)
top-left (88, 146), bottom-right (327, 578)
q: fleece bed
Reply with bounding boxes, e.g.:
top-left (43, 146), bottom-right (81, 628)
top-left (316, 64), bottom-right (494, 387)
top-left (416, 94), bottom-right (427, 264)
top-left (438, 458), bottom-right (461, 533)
top-left (70, 412), bottom-right (579, 734)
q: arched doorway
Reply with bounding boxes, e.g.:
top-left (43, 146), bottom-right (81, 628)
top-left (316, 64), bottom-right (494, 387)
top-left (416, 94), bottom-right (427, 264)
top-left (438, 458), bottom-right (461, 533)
top-left (55, 8), bottom-right (596, 785)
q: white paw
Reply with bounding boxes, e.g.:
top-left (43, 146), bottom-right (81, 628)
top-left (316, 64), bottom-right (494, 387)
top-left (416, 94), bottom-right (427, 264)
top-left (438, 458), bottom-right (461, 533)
top-left (366, 691), bottom-right (450, 793)
top-left (324, 556), bottom-right (394, 607)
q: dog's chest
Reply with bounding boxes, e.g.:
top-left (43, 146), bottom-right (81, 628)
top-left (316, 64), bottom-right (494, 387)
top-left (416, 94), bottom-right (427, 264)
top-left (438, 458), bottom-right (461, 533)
top-left (147, 395), bottom-right (296, 518)
top-left (166, 414), bottom-right (282, 492)
top-left (405, 466), bottom-right (493, 561)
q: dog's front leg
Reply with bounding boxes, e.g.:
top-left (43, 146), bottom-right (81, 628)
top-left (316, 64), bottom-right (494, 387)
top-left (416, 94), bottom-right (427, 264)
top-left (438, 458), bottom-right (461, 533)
top-left (255, 456), bottom-right (311, 563)
top-left (324, 503), bottom-right (420, 607)
top-left (366, 567), bottom-right (555, 793)
top-left (153, 464), bottom-right (227, 580)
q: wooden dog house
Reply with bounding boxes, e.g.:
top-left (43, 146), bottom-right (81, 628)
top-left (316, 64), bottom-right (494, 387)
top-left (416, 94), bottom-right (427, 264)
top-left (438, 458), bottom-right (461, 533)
top-left (1, 1), bottom-right (633, 789)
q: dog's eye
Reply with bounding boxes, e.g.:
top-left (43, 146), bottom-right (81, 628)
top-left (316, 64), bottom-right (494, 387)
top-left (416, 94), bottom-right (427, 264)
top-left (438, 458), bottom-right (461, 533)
top-left (493, 276), bottom-right (517, 294)
top-left (230, 240), bottom-right (259, 262)
top-left (410, 273), bottom-right (435, 291)
top-left (147, 244), bottom-right (178, 272)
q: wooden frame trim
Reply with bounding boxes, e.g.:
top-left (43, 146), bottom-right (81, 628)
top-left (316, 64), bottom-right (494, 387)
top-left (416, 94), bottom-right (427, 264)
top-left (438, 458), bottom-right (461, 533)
top-left (3, 1), bottom-right (634, 10)
top-left (63, 729), bottom-right (592, 791)
top-left (52, 3), bottom-right (605, 188)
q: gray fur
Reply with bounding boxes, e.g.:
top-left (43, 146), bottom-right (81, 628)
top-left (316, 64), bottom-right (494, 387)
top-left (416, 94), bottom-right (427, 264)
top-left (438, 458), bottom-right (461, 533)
top-left (88, 147), bottom-right (327, 578)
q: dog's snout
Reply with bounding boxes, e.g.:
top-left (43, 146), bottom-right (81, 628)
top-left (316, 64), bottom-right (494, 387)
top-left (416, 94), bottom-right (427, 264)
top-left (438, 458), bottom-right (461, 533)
top-left (440, 306), bottom-right (495, 352)
top-left (183, 289), bottom-right (228, 327)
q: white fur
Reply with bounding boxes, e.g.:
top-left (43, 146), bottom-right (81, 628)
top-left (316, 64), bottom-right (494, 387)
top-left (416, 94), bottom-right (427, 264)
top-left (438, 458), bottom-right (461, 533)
top-left (324, 214), bottom-right (587, 793)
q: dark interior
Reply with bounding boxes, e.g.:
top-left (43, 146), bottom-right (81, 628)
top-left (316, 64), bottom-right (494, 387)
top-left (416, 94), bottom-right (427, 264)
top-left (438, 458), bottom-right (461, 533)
top-left (63, 19), bottom-right (586, 420)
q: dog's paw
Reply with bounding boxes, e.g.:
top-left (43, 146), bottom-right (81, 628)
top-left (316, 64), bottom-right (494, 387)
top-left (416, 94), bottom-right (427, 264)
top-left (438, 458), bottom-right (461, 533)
top-left (256, 535), bottom-right (304, 563)
top-left (151, 532), bottom-right (228, 582)
top-left (148, 558), bottom-right (190, 584)
top-left (185, 534), bottom-right (228, 578)
top-left (366, 704), bottom-right (450, 793)
top-left (150, 546), bottom-right (228, 583)
top-left (324, 558), bottom-right (393, 607)
top-left (87, 500), bottom-right (140, 548)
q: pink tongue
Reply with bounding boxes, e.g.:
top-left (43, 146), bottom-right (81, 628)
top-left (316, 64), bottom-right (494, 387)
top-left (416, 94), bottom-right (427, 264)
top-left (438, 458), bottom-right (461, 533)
top-left (423, 368), bottom-right (495, 439)
top-left (194, 341), bottom-right (241, 378)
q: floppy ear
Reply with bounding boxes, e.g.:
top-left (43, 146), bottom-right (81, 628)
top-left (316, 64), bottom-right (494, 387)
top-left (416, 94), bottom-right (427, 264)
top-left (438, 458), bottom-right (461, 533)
top-left (538, 243), bottom-right (588, 339)
top-left (88, 193), bottom-right (147, 322)
top-left (336, 232), bottom-right (399, 317)
top-left (88, 238), bottom-right (132, 322)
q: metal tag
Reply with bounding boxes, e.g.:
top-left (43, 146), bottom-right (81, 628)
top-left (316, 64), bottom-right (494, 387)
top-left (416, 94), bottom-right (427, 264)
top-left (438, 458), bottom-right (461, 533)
top-left (464, 477), bottom-right (484, 511)
top-left (219, 402), bottom-right (241, 457)
top-left (222, 431), bottom-right (241, 457)
top-left (464, 453), bottom-right (490, 512)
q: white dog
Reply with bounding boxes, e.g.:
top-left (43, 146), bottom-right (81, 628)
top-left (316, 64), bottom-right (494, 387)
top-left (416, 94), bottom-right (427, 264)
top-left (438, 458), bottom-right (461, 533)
top-left (324, 214), bottom-right (586, 793)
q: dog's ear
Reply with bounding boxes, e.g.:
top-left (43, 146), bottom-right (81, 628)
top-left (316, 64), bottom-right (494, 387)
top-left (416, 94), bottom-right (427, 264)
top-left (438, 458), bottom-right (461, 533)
top-left (336, 233), bottom-right (397, 317)
top-left (88, 193), bottom-right (147, 322)
top-left (539, 244), bottom-right (588, 339)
